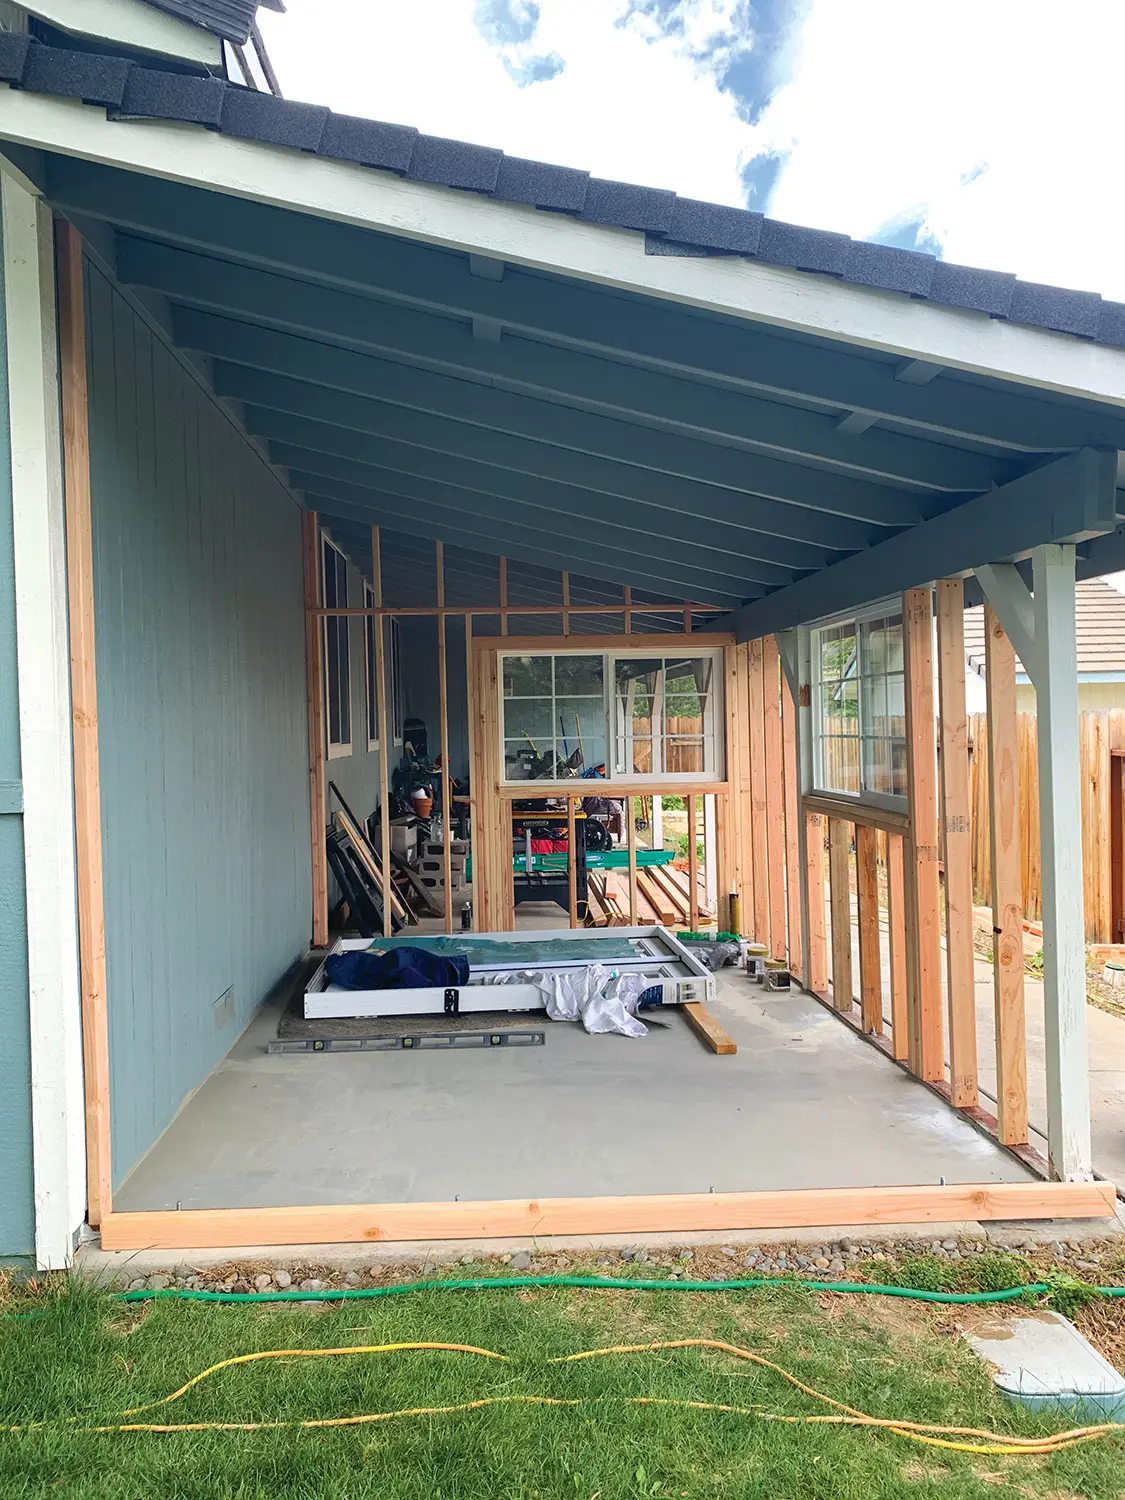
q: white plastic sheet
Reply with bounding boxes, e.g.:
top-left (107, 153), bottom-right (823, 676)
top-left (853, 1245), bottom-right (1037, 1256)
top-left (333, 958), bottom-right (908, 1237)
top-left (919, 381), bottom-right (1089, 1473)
top-left (486, 964), bottom-right (649, 1037)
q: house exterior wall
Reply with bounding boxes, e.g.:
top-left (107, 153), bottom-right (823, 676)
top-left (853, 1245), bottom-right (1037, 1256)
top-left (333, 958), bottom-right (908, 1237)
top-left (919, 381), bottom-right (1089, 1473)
top-left (86, 261), bottom-right (311, 1189)
top-left (0, 212), bottom-right (34, 1262)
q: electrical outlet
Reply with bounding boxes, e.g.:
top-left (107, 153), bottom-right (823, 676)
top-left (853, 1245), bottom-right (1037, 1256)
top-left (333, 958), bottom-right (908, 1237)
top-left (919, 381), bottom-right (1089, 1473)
top-left (212, 985), bottom-right (235, 1031)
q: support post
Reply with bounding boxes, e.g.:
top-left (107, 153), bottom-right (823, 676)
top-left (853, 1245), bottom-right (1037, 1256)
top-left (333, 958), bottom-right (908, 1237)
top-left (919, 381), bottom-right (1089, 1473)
top-left (561, 570), bottom-right (570, 636)
top-left (887, 833), bottom-right (909, 1059)
top-left (902, 586), bottom-right (944, 1081)
top-left (856, 823), bottom-right (882, 1033)
top-left (1032, 544), bottom-right (1092, 1180)
top-left (567, 794), bottom-right (578, 928)
top-left (624, 584), bottom-right (632, 635)
top-left (688, 793), bottom-right (699, 931)
top-left (436, 541), bottom-right (453, 934)
top-left (747, 638), bottom-right (769, 942)
top-left (371, 526), bottom-right (392, 938)
top-left (936, 578), bottom-right (978, 1107)
top-left (762, 634), bottom-right (787, 960)
top-left (828, 818), bottom-right (853, 1011)
top-left (781, 673), bottom-right (802, 979)
top-left (651, 793), bottom-right (663, 852)
top-left (985, 604), bottom-right (1029, 1146)
top-left (463, 611), bottom-right (474, 930)
top-left (703, 794), bottom-right (717, 914)
top-left (499, 555), bottom-right (508, 635)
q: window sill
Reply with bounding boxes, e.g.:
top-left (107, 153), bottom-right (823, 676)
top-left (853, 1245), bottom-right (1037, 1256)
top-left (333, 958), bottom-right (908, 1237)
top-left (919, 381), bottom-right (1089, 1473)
top-left (327, 743), bottom-right (353, 762)
top-left (803, 791), bottom-right (910, 834)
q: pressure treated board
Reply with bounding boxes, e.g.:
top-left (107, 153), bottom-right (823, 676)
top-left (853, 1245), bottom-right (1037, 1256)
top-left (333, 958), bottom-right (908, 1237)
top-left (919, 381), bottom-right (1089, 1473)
top-left (99, 1180), bottom-right (1118, 1250)
top-left (681, 1000), bottom-right (737, 1055)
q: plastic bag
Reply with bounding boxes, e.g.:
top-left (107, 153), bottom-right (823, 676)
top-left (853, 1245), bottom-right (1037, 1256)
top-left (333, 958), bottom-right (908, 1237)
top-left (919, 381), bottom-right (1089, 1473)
top-left (488, 964), bottom-right (649, 1038)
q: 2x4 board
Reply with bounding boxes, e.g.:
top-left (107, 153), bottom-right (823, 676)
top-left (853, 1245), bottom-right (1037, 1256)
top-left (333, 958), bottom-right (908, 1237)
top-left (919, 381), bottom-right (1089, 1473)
top-left (304, 925), bottom-right (716, 1020)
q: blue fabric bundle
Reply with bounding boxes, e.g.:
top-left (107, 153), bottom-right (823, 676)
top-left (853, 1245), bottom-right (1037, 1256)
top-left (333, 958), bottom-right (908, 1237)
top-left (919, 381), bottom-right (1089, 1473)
top-left (325, 947), bottom-right (470, 991)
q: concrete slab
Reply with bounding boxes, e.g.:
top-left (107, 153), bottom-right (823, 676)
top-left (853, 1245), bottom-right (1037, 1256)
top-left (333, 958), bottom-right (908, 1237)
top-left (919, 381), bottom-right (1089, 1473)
top-left (962, 1309), bottom-right (1125, 1422)
top-left (113, 960), bottom-right (1034, 1214)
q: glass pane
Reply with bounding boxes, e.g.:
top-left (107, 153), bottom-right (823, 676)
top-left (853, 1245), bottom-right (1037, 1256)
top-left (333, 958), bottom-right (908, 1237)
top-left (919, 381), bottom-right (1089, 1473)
top-left (891, 740), bottom-right (908, 797)
top-left (557, 697), bottom-right (606, 774)
top-left (665, 659), bottom-right (712, 698)
top-left (553, 654), bottom-right (603, 697)
top-left (666, 691), bottom-right (706, 726)
top-left (621, 737), bottom-right (654, 776)
top-left (503, 655), bottom-right (552, 697)
top-left (863, 620), bottom-right (886, 676)
top-left (821, 735), bottom-right (860, 795)
top-left (666, 736), bottom-right (705, 773)
top-left (885, 622), bottom-right (904, 672)
top-left (503, 697), bottom-right (556, 744)
top-left (863, 737), bottom-right (889, 795)
top-left (505, 739), bottom-right (548, 780)
top-left (886, 673), bottom-right (906, 737)
top-left (819, 626), bottom-right (855, 681)
top-left (865, 676), bottom-right (887, 738)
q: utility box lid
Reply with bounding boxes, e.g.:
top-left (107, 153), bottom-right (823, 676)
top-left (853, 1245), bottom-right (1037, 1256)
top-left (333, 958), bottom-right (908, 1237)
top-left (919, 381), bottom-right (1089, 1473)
top-left (962, 1310), bottom-right (1125, 1421)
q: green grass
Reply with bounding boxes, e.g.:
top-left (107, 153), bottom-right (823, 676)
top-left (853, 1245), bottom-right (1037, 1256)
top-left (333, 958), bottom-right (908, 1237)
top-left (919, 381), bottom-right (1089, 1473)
top-left (1, 1275), bottom-right (1123, 1499)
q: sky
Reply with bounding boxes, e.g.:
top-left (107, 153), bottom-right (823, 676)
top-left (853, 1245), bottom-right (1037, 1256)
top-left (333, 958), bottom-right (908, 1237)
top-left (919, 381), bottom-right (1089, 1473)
top-left (258, 0), bottom-right (1125, 301)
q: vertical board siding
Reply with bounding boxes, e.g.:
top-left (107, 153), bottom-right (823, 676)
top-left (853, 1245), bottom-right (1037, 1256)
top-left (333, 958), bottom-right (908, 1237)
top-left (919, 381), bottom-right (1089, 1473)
top-left (86, 265), bottom-right (309, 1187)
top-left (0, 213), bottom-right (35, 1259)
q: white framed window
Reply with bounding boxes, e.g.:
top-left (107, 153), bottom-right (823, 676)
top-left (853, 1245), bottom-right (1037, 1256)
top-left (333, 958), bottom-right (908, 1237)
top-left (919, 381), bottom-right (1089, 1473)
top-left (321, 536), bottom-right (352, 759)
top-left (500, 647), bottom-right (723, 785)
top-left (812, 605), bottom-right (906, 808)
top-left (363, 583), bottom-right (379, 750)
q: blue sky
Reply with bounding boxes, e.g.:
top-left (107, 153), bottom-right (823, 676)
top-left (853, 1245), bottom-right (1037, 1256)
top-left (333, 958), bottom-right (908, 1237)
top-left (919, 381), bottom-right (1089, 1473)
top-left (259, 0), bottom-right (1125, 301)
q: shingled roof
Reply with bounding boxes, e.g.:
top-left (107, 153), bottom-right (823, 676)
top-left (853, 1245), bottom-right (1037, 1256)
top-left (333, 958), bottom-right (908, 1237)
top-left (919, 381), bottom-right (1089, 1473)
top-left (965, 578), bottom-right (1125, 679)
top-left (141, 1), bottom-right (282, 46)
top-left (1, 29), bottom-right (1124, 348)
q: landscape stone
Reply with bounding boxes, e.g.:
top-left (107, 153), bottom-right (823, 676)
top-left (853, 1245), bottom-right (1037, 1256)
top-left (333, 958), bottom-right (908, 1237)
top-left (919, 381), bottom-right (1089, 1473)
top-left (274, 1270), bottom-right (292, 1289)
top-left (510, 1252), bottom-right (532, 1271)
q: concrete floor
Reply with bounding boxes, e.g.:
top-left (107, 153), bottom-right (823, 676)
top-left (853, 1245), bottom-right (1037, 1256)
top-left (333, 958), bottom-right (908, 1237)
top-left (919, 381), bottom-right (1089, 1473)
top-left (115, 907), bottom-right (1033, 1212)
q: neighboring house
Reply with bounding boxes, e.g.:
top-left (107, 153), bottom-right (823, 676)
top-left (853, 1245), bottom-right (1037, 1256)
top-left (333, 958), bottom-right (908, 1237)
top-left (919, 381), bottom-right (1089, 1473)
top-left (963, 577), bottom-right (1125, 713)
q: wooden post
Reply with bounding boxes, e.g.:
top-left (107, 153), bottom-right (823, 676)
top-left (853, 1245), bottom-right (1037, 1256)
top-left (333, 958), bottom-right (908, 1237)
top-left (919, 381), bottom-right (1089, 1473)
top-left (985, 604), bottom-right (1028, 1146)
top-left (1031, 545), bottom-right (1092, 1179)
top-left (828, 818), bottom-right (853, 1012)
top-left (936, 577), bottom-right (978, 1107)
top-left (56, 219), bottom-right (113, 1227)
top-left (624, 585), bottom-right (632, 635)
top-left (781, 677), bottom-right (803, 979)
top-left (562, 570), bottom-right (570, 636)
top-left (567, 795), bottom-right (578, 927)
top-left (805, 811), bottom-right (829, 994)
top-left (762, 636), bottom-right (787, 960)
top-left (301, 510), bottom-right (329, 948)
top-left (371, 527), bottom-right (393, 938)
top-left (436, 541), bottom-right (453, 934)
top-left (499, 555), bottom-right (508, 635)
top-left (463, 612), bottom-right (474, 930)
top-left (703, 794), bottom-right (717, 914)
top-left (887, 832), bottom-right (909, 1060)
top-left (856, 823), bottom-right (882, 1033)
top-left (627, 794), bottom-right (639, 925)
top-left (688, 793), bottom-right (699, 931)
top-left (747, 638), bottom-right (769, 943)
top-left (902, 586), bottom-right (944, 1082)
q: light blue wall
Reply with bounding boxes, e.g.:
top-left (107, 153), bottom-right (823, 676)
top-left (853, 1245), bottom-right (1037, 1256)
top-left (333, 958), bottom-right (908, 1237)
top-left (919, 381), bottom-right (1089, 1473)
top-left (0, 214), bottom-right (35, 1261)
top-left (86, 262), bottom-right (311, 1187)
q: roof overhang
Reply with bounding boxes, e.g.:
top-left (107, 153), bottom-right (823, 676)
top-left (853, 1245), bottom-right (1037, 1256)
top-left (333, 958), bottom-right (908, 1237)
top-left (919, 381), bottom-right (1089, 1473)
top-left (21, 0), bottom-right (222, 67)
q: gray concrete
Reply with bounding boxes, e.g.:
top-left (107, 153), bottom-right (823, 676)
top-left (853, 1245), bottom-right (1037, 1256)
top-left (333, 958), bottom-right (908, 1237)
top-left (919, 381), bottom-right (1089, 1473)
top-left (115, 951), bottom-right (1033, 1214)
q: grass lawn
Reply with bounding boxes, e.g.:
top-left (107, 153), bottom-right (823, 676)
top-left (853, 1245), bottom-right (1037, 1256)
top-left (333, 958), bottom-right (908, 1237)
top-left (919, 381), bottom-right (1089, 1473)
top-left (1, 1271), bottom-right (1123, 1500)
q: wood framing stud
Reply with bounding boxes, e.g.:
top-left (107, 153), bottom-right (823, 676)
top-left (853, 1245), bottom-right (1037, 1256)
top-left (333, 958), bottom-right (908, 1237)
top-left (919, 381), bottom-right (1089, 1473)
top-left (856, 823), bottom-right (882, 1034)
top-left (763, 636), bottom-right (787, 961)
top-left (903, 586), bottom-right (944, 1082)
top-left (567, 795), bottom-right (578, 927)
top-left (302, 511), bottom-right (329, 947)
top-left (747, 638), bottom-right (769, 943)
top-left (805, 810), bottom-right (829, 994)
top-left (371, 526), bottom-right (393, 938)
top-left (887, 833), bottom-right (909, 1061)
top-left (828, 818), bottom-right (853, 1012)
top-left (781, 677), bottom-right (802, 980)
top-left (436, 541), bottom-right (453, 935)
top-left (56, 218), bottom-right (113, 1228)
top-left (688, 793), bottom-right (699, 931)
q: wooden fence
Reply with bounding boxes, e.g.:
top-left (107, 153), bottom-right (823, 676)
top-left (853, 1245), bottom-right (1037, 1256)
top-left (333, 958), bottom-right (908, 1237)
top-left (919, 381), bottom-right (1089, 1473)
top-left (968, 710), bottom-right (1124, 942)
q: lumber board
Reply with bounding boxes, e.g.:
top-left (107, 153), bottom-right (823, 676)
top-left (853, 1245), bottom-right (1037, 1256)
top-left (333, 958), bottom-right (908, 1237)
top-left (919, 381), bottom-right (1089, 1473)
top-left (805, 810), bottom-right (829, 994)
top-left (781, 679), bottom-right (802, 981)
top-left (57, 219), bottom-right (113, 1226)
top-left (301, 510), bottom-right (329, 948)
top-left (856, 822), bottom-right (882, 1034)
top-left (99, 1180), bottom-right (1119, 1251)
top-left (687, 794), bottom-right (699, 931)
top-left (371, 527), bottom-right (393, 938)
top-left (747, 639), bottom-right (770, 942)
top-left (681, 1001), bottom-right (737, 1055)
top-left (627, 794), bottom-right (639, 926)
top-left (567, 795), bottom-right (578, 927)
top-left (828, 817), bottom-right (853, 1012)
top-left (636, 869), bottom-right (675, 924)
top-left (936, 577), bottom-right (978, 1107)
top-left (887, 832), bottom-right (910, 1061)
top-left (762, 636), bottom-right (787, 960)
top-left (985, 604), bottom-right (1029, 1146)
top-left (330, 809), bottom-right (409, 924)
top-left (436, 542), bottom-right (453, 934)
top-left (903, 586), bottom-right (944, 1082)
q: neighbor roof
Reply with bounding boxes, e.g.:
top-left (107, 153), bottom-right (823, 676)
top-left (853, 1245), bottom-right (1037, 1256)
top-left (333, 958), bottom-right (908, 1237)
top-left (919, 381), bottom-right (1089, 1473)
top-left (964, 577), bottom-right (1125, 679)
top-left (141, 0), bottom-right (282, 46)
top-left (1, 30), bottom-right (1124, 347)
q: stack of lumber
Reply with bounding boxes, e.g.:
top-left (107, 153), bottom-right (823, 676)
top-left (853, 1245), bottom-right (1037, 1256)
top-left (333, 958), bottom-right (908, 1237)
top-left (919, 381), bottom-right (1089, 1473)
top-left (585, 865), bottom-right (713, 928)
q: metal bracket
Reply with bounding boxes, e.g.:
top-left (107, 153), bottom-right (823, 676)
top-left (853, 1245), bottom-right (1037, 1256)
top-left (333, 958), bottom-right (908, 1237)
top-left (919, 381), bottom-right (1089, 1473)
top-left (444, 989), bottom-right (460, 1014)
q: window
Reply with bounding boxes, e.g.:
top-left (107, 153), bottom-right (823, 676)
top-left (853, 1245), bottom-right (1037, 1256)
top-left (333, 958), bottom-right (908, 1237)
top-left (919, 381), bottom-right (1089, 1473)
top-left (363, 583), bottom-right (379, 749)
top-left (500, 648), bottom-right (723, 784)
top-left (813, 609), bottom-right (906, 803)
top-left (321, 537), bottom-right (351, 758)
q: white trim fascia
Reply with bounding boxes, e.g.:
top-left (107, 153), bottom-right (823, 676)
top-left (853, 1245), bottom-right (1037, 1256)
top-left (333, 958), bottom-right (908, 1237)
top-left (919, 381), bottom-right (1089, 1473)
top-left (22, 0), bottom-right (221, 65)
top-left (4, 90), bottom-right (1125, 408)
top-left (2, 167), bottom-right (86, 1268)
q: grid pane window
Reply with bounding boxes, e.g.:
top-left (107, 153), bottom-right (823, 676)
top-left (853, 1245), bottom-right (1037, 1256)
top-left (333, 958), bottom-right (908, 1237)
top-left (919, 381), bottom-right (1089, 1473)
top-left (814, 612), bottom-right (906, 800)
top-left (502, 653), bottom-right (606, 780)
top-left (613, 655), bottom-right (716, 777)
top-left (322, 537), bottom-right (351, 755)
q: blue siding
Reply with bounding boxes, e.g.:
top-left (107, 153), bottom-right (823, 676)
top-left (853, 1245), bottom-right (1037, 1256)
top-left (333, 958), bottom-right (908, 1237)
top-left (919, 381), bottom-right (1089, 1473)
top-left (86, 264), bottom-right (310, 1187)
top-left (0, 215), bottom-right (34, 1261)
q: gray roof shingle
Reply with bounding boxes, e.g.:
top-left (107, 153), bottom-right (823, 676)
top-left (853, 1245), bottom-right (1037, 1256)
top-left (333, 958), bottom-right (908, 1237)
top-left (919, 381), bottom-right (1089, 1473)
top-left (7, 33), bottom-right (1124, 351)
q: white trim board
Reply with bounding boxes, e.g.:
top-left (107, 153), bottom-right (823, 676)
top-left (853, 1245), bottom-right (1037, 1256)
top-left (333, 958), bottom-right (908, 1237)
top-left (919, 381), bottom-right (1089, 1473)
top-left (4, 90), bottom-right (1125, 408)
top-left (22, 0), bottom-right (222, 65)
top-left (2, 167), bottom-right (86, 1268)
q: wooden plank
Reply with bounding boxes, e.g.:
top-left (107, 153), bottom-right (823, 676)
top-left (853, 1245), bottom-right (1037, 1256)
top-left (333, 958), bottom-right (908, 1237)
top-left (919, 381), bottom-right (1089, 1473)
top-left (682, 1001), bottom-right (737, 1055)
top-left (474, 632), bottom-right (734, 655)
top-left (802, 792), bottom-right (910, 835)
top-left (627, 793), bottom-right (639, 925)
top-left (828, 817), bottom-right (853, 1012)
top-left (762, 635), bottom-right (787, 960)
top-left (936, 577), bottom-right (978, 1107)
top-left (499, 555), bottom-right (508, 635)
top-left (301, 509), bottom-right (329, 948)
top-left (747, 638), bottom-right (769, 943)
top-left (561, 570), bottom-right (570, 636)
top-left (436, 541), bottom-right (453, 934)
top-left (567, 795), bottom-right (578, 928)
top-left (56, 219), bottom-right (113, 1228)
top-left (624, 584), bottom-right (632, 635)
top-left (985, 604), bottom-right (1029, 1146)
top-left (371, 526), bottom-right (393, 939)
top-left (902, 586), bottom-right (944, 1082)
top-left (781, 676), bottom-right (803, 980)
top-left (887, 832), bottom-right (909, 1061)
top-left (856, 822), bottom-right (882, 1034)
top-left (329, 806), bottom-right (409, 924)
top-left (687, 793), bottom-right (699, 930)
top-left (99, 1179), bottom-right (1119, 1250)
top-left (805, 810), bottom-right (829, 994)
top-left (463, 612), bottom-right (474, 930)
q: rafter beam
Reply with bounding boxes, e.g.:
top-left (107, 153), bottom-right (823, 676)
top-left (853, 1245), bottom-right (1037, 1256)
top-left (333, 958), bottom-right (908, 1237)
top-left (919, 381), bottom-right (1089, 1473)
top-left (722, 448), bottom-right (1118, 640)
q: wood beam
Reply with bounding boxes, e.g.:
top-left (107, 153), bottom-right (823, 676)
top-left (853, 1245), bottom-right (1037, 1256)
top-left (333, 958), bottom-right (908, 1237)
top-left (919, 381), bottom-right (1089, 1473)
top-left (856, 823), bottom-right (882, 1034)
top-left (436, 541), bottom-right (453, 935)
top-left (55, 219), bottom-right (112, 1228)
top-left (805, 811), bottom-right (829, 994)
top-left (985, 604), bottom-right (1029, 1146)
top-left (567, 795), bottom-right (578, 928)
top-left (371, 526), bottom-right (393, 938)
top-left (302, 511), bottom-right (329, 947)
top-left (688, 794), bottom-right (699, 931)
top-left (887, 833), bottom-right (910, 1060)
top-left (762, 636), bottom-right (787, 961)
top-left (747, 639), bottom-right (769, 943)
top-left (828, 818), bottom-right (853, 1012)
top-left (936, 577), bottom-right (978, 1107)
top-left (903, 586), bottom-right (944, 1082)
top-left (682, 1003), bottom-right (737, 1055)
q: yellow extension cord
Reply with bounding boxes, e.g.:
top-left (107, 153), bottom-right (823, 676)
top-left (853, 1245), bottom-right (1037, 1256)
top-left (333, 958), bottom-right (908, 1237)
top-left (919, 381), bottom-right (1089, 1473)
top-left (3, 1337), bottom-right (1121, 1457)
